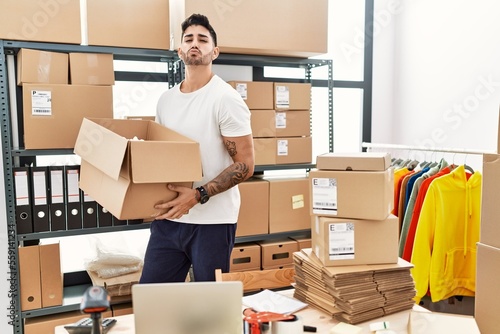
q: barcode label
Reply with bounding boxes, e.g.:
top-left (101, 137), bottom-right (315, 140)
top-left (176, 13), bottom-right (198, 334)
top-left (328, 222), bottom-right (355, 260)
top-left (31, 90), bottom-right (52, 116)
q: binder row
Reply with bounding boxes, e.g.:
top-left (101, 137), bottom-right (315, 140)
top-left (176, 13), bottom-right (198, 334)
top-left (12, 165), bottom-right (143, 235)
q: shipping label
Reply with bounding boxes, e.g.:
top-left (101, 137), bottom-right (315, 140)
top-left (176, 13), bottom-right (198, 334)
top-left (31, 90), bottom-right (52, 116)
top-left (311, 177), bottom-right (338, 215)
top-left (328, 222), bottom-right (355, 260)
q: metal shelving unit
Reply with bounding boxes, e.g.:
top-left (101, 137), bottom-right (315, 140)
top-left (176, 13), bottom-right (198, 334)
top-left (1, 39), bottom-right (333, 333)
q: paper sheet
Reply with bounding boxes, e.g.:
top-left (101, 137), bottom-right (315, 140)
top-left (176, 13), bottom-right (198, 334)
top-left (242, 289), bottom-right (308, 314)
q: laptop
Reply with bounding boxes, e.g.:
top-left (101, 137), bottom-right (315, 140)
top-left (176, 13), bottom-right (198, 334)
top-left (132, 281), bottom-right (244, 334)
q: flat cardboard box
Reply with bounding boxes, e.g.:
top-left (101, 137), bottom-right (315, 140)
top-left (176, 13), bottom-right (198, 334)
top-left (228, 81), bottom-right (274, 110)
top-left (312, 215), bottom-right (399, 266)
top-left (0, 0), bottom-right (81, 44)
top-left (230, 243), bottom-right (261, 272)
top-left (274, 83), bottom-right (312, 110)
top-left (251, 110), bottom-right (311, 138)
top-left (316, 152), bottom-right (392, 171)
top-left (74, 118), bottom-right (202, 219)
top-left (18, 245), bottom-right (41, 311)
top-left (480, 154), bottom-right (500, 248)
top-left (258, 239), bottom-right (299, 268)
top-left (236, 178), bottom-right (269, 237)
top-left (475, 242), bottom-right (500, 334)
top-left (87, 269), bottom-right (141, 297)
top-left (22, 84), bottom-right (113, 149)
top-left (181, 0), bottom-right (328, 57)
top-left (39, 243), bottom-right (63, 308)
top-left (87, 0), bottom-right (169, 49)
top-left (309, 168), bottom-right (393, 220)
top-left (267, 176), bottom-right (310, 233)
top-left (69, 53), bottom-right (115, 85)
top-left (24, 310), bottom-right (112, 334)
top-left (17, 49), bottom-right (69, 86)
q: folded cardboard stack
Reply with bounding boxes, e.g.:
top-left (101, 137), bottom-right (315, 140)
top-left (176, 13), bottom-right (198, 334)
top-left (294, 249), bottom-right (415, 324)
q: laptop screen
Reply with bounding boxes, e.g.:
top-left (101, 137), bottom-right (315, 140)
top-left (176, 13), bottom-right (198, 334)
top-left (132, 281), bottom-right (244, 334)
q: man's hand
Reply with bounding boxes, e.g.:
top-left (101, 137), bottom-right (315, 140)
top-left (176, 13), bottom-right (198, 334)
top-left (152, 184), bottom-right (198, 220)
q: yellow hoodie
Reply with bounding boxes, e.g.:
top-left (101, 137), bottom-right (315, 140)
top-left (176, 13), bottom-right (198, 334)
top-left (411, 165), bottom-right (481, 303)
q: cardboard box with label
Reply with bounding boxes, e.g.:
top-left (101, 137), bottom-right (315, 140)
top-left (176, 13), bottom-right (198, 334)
top-left (312, 215), bottom-right (399, 266)
top-left (74, 118), bottom-right (202, 220)
top-left (258, 239), bottom-right (299, 269)
top-left (480, 154), bottom-right (500, 248)
top-left (236, 178), bottom-right (269, 237)
top-left (17, 49), bottom-right (69, 86)
top-left (228, 81), bottom-right (274, 110)
top-left (22, 84), bottom-right (113, 149)
top-left (69, 53), bottom-right (115, 85)
top-left (254, 137), bottom-right (312, 165)
top-left (274, 83), bottom-right (312, 110)
top-left (251, 109), bottom-right (311, 138)
top-left (475, 242), bottom-right (500, 334)
top-left (309, 153), bottom-right (393, 220)
top-left (230, 243), bottom-right (261, 272)
top-left (267, 176), bottom-right (310, 233)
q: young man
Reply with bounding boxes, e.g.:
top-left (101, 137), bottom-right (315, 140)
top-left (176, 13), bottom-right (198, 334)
top-left (139, 14), bottom-right (255, 283)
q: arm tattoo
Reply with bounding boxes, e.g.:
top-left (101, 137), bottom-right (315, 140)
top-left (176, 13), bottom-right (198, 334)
top-left (206, 162), bottom-right (250, 196)
top-left (225, 140), bottom-right (237, 157)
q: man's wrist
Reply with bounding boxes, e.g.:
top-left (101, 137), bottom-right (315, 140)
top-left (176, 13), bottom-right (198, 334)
top-left (194, 188), bottom-right (201, 202)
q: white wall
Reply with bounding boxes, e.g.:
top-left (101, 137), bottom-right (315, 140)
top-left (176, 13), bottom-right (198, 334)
top-left (373, 0), bottom-right (500, 157)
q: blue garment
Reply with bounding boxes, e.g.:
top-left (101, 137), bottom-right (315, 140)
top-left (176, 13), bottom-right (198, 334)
top-left (140, 219), bottom-right (237, 283)
top-left (404, 167), bottom-right (429, 211)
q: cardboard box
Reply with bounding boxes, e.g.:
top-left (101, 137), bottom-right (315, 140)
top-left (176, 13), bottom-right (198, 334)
top-left (74, 118), bottom-right (202, 219)
top-left (87, 0), bottom-right (169, 49)
top-left (254, 138), bottom-right (277, 165)
top-left (316, 152), bottom-right (392, 171)
top-left (251, 110), bottom-right (311, 138)
top-left (69, 53), bottom-right (115, 85)
top-left (258, 239), bottom-right (299, 268)
top-left (87, 269), bottom-right (141, 297)
top-left (309, 168), bottom-right (394, 220)
top-left (228, 81), bottom-right (274, 110)
top-left (39, 243), bottom-right (63, 308)
top-left (289, 237), bottom-right (312, 250)
top-left (312, 215), bottom-right (399, 266)
top-left (0, 0), bottom-right (81, 44)
top-left (22, 84), bottom-right (113, 149)
top-left (112, 302), bottom-right (133, 317)
top-left (24, 310), bottom-right (112, 334)
top-left (276, 136), bottom-right (312, 164)
top-left (480, 154), bottom-right (500, 248)
top-left (181, 0), bottom-right (328, 57)
top-left (18, 245), bottom-right (41, 311)
top-left (475, 242), bottom-right (500, 334)
top-left (236, 178), bottom-right (269, 237)
top-left (274, 83), bottom-right (311, 110)
top-left (230, 243), bottom-right (261, 272)
top-left (17, 49), bottom-right (69, 86)
top-left (267, 176), bottom-right (310, 233)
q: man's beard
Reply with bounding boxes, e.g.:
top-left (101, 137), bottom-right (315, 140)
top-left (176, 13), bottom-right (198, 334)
top-left (181, 49), bottom-right (212, 66)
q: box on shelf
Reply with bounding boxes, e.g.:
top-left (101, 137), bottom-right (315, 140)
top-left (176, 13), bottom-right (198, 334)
top-left (24, 310), bottom-right (112, 334)
top-left (253, 138), bottom-right (277, 165)
top-left (251, 110), bottom-right (311, 138)
top-left (312, 215), bottom-right (399, 266)
top-left (236, 178), bottom-right (269, 237)
top-left (180, 0), bottom-right (328, 57)
top-left (267, 176), bottom-right (310, 233)
top-left (475, 242), bottom-right (500, 334)
top-left (17, 49), bottom-right (69, 86)
top-left (274, 83), bottom-right (311, 110)
top-left (309, 167), bottom-right (393, 221)
top-left (86, 0), bottom-right (169, 49)
top-left (253, 137), bottom-right (312, 165)
top-left (74, 118), bottom-right (202, 220)
top-left (0, 0), bottom-right (81, 44)
top-left (289, 237), bottom-right (312, 250)
top-left (230, 243), bottom-right (261, 272)
top-left (69, 53), bottom-right (115, 85)
top-left (39, 243), bottom-right (63, 308)
top-left (87, 269), bottom-right (141, 298)
top-left (22, 84), bottom-right (113, 149)
top-left (480, 154), bottom-right (500, 248)
top-left (258, 239), bottom-right (299, 269)
top-left (18, 245), bottom-right (41, 311)
top-left (316, 152), bottom-right (391, 171)
top-left (112, 302), bottom-right (134, 317)
top-left (228, 81), bottom-right (274, 110)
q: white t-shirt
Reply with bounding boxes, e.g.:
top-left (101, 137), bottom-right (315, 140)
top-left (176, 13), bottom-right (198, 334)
top-left (156, 75), bottom-right (252, 224)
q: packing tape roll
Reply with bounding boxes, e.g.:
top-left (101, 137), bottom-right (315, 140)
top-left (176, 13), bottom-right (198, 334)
top-left (271, 316), bottom-right (303, 334)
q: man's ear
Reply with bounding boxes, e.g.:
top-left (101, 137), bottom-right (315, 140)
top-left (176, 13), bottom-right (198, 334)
top-left (212, 47), bottom-right (220, 60)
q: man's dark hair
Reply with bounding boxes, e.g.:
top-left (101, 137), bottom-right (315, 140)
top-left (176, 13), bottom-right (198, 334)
top-left (181, 14), bottom-right (218, 47)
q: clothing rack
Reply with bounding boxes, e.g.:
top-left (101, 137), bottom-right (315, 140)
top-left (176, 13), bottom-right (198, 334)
top-left (361, 142), bottom-right (494, 156)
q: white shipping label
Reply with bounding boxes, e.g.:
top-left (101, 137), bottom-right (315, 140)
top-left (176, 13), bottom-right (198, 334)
top-left (311, 177), bottom-right (338, 215)
top-left (235, 83), bottom-right (248, 100)
top-left (328, 222), bottom-right (355, 260)
top-left (31, 90), bottom-right (52, 116)
top-left (277, 139), bottom-right (288, 156)
top-left (275, 85), bottom-right (290, 109)
top-left (275, 112), bottom-right (287, 129)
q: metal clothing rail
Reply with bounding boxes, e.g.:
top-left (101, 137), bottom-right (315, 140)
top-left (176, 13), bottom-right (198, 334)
top-left (361, 142), bottom-right (495, 156)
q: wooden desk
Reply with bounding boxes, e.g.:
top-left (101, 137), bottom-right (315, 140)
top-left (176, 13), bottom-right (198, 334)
top-left (55, 290), bottom-right (479, 334)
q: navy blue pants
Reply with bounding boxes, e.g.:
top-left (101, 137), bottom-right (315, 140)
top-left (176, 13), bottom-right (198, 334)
top-left (139, 219), bottom-right (237, 283)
